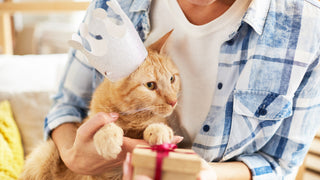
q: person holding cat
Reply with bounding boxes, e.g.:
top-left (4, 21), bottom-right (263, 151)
top-left (44, 0), bottom-right (320, 179)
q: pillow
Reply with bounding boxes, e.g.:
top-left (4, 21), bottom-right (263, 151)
top-left (0, 100), bottom-right (24, 180)
top-left (0, 92), bottom-right (52, 156)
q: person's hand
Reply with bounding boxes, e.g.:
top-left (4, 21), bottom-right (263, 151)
top-left (57, 112), bottom-right (124, 175)
top-left (53, 112), bottom-right (171, 175)
top-left (123, 152), bottom-right (152, 180)
top-left (122, 136), bottom-right (184, 180)
top-left (197, 160), bottom-right (217, 180)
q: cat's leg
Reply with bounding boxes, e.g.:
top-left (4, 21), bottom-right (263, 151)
top-left (143, 123), bottom-right (174, 145)
top-left (93, 122), bottom-right (124, 160)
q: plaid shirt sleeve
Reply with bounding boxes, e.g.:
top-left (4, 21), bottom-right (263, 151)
top-left (192, 0), bottom-right (320, 179)
top-left (43, 0), bottom-right (97, 140)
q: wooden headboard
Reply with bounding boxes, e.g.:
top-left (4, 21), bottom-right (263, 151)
top-left (0, 0), bottom-right (90, 55)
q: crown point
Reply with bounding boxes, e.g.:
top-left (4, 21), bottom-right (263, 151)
top-left (70, 0), bottom-right (147, 82)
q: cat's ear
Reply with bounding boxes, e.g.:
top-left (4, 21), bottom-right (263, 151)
top-left (148, 29), bottom-right (173, 54)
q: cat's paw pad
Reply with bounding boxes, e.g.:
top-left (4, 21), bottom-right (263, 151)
top-left (93, 123), bottom-right (124, 160)
top-left (143, 123), bottom-right (173, 145)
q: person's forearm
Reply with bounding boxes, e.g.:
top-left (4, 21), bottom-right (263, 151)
top-left (49, 114), bottom-right (123, 175)
top-left (209, 161), bottom-right (251, 180)
top-left (51, 122), bottom-right (85, 173)
top-left (51, 123), bottom-right (78, 152)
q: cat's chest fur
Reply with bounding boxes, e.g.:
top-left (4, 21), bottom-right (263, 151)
top-left (116, 114), bottom-right (166, 138)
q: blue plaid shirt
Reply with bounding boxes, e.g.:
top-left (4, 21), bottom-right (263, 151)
top-left (45, 0), bottom-right (320, 179)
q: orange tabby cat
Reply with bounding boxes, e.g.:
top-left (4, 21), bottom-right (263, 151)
top-left (19, 31), bottom-right (180, 180)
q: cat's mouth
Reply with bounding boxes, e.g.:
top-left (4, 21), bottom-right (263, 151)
top-left (151, 104), bottom-right (176, 117)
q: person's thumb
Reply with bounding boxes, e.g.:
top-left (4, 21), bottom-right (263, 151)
top-left (171, 136), bottom-right (184, 144)
top-left (77, 112), bottom-right (119, 142)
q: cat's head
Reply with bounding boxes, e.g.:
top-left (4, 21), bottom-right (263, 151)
top-left (116, 30), bottom-right (181, 117)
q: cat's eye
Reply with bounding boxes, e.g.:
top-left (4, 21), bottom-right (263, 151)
top-left (170, 75), bottom-right (175, 83)
top-left (145, 82), bottom-right (157, 90)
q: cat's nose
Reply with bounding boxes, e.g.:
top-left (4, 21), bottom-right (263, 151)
top-left (167, 100), bottom-right (177, 107)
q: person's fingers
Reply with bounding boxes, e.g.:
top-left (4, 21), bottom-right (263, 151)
top-left (122, 153), bottom-right (133, 180)
top-left (171, 136), bottom-right (184, 144)
top-left (197, 169), bottom-right (217, 180)
top-left (77, 112), bottom-right (119, 141)
top-left (122, 152), bottom-right (152, 180)
top-left (122, 137), bottom-right (149, 153)
top-left (197, 160), bottom-right (217, 180)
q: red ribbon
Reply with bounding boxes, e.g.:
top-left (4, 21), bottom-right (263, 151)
top-left (150, 143), bottom-right (177, 180)
top-left (138, 143), bottom-right (196, 180)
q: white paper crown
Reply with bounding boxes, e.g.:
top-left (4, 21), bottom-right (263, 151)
top-left (68, 0), bottom-right (148, 82)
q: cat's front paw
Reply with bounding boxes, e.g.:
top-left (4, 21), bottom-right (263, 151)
top-left (93, 123), bottom-right (124, 160)
top-left (143, 123), bottom-right (174, 145)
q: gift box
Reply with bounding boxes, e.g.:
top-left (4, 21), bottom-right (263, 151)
top-left (131, 144), bottom-right (202, 180)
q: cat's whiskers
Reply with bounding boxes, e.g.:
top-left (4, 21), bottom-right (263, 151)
top-left (119, 106), bottom-right (153, 115)
top-left (95, 101), bottom-right (155, 115)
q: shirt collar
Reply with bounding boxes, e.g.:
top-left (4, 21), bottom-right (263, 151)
top-left (242, 0), bottom-right (271, 35)
top-left (126, 0), bottom-right (271, 35)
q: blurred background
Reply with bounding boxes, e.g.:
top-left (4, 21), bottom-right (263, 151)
top-left (0, 0), bottom-right (87, 55)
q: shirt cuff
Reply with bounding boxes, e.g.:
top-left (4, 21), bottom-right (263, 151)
top-left (44, 109), bottom-right (83, 140)
top-left (236, 153), bottom-right (287, 180)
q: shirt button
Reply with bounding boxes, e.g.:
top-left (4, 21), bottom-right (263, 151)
top-left (217, 82), bottom-right (223, 90)
top-left (259, 108), bottom-right (267, 116)
top-left (203, 125), bottom-right (210, 132)
top-left (227, 39), bottom-right (234, 45)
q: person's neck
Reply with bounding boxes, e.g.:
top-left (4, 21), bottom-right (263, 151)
top-left (177, 0), bottom-right (236, 25)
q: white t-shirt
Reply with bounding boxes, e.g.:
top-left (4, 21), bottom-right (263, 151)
top-left (144, 0), bottom-right (251, 141)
